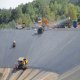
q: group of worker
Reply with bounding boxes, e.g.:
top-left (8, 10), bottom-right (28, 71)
top-left (18, 57), bottom-right (28, 65)
top-left (36, 17), bottom-right (49, 34)
top-left (12, 40), bottom-right (28, 70)
top-left (12, 17), bottom-right (49, 70)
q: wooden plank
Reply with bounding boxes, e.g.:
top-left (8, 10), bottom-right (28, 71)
top-left (17, 69), bottom-right (32, 80)
top-left (1, 68), bottom-right (11, 80)
top-left (9, 70), bottom-right (23, 80)
top-left (31, 71), bottom-right (46, 80)
top-left (24, 69), bottom-right (40, 80)
top-left (41, 72), bottom-right (59, 80)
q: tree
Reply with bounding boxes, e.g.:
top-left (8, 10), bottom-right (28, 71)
top-left (0, 9), bottom-right (11, 24)
top-left (11, 9), bottom-right (18, 20)
top-left (11, 6), bottom-right (23, 21)
top-left (0, 0), bottom-right (80, 28)
top-left (68, 3), bottom-right (77, 20)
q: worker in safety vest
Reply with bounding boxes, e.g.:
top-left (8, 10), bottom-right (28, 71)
top-left (17, 57), bottom-right (28, 68)
top-left (22, 58), bottom-right (28, 65)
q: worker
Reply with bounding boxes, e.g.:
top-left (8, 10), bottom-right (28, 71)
top-left (18, 57), bottom-right (23, 65)
top-left (17, 57), bottom-right (28, 69)
top-left (22, 58), bottom-right (28, 65)
top-left (37, 26), bottom-right (44, 34)
top-left (12, 40), bottom-right (16, 48)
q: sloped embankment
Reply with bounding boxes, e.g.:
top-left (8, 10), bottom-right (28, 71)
top-left (0, 29), bottom-right (80, 79)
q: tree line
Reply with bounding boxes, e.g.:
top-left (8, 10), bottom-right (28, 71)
top-left (0, 0), bottom-right (80, 28)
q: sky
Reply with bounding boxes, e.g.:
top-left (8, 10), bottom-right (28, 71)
top-left (0, 0), bottom-right (33, 9)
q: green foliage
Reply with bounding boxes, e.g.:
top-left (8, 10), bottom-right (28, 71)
top-left (0, 20), bottom-right (16, 29)
top-left (68, 3), bottom-right (77, 20)
top-left (0, 0), bottom-right (80, 28)
top-left (8, 20), bottom-right (16, 28)
top-left (0, 9), bottom-right (11, 24)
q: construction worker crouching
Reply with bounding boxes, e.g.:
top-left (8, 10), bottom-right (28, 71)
top-left (23, 58), bottom-right (28, 65)
top-left (17, 57), bottom-right (28, 70)
top-left (12, 40), bottom-right (16, 48)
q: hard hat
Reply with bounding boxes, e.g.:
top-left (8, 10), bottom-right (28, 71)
top-left (13, 40), bottom-right (16, 43)
top-left (18, 57), bottom-right (24, 61)
top-left (39, 26), bottom-right (42, 28)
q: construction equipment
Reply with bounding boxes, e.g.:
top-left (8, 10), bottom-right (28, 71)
top-left (37, 17), bottom-right (49, 34)
top-left (42, 17), bottom-right (49, 27)
top-left (37, 17), bottom-right (49, 27)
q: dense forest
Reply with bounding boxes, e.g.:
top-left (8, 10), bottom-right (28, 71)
top-left (0, 0), bottom-right (80, 28)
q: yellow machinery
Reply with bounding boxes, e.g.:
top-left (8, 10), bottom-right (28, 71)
top-left (38, 17), bottom-right (49, 27)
